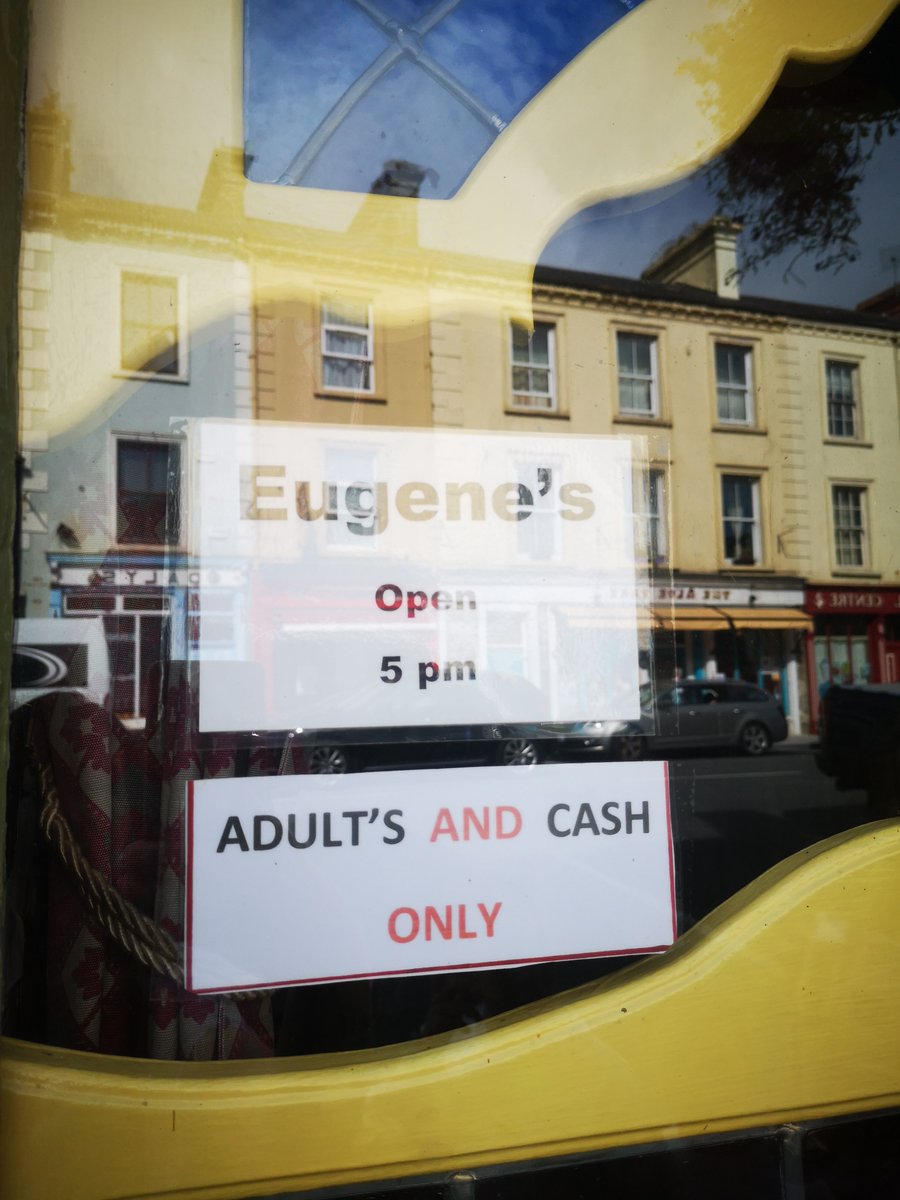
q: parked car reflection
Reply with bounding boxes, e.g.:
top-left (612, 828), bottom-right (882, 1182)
top-left (303, 678), bottom-right (789, 772)
top-left (543, 679), bottom-right (789, 761)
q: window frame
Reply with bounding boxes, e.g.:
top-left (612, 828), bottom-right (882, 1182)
top-left (320, 296), bottom-right (376, 395)
top-left (615, 329), bottom-right (660, 419)
top-left (117, 268), bottom-right (187, 382)
top-left (111, 432), bottom-right (184, 550)
top-left (633, 465), bottom-right (668, 566)
top-left (830, 481), bottom-right (870, 571)
top-left (720, 472), bottom-right (764, 568)
top-left (714, 340), bottom-right (755, 426)
top-left (508, 318), bottom-right (558, 413)
top-left (824, 357), bottom-right (862, 440)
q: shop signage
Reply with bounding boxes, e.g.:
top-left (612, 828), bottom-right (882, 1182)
top-left (51, 565), bottom-right (246, 589)
top-left (654, 582), bottom-right (803, 607)
top-left (185, 761), bottom-right (675, 992)
top-left (194, 421), bottom-right (643, 732)
top-left (806, 587), bottom-right (900, 615)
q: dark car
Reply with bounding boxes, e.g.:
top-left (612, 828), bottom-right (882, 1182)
top-left (815, 683), bottom-right (900, 817)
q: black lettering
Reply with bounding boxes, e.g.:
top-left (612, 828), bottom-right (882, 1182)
top-left (216, 816), bottom-right (249, 853)
top-left (383, 810), bottom-right (405, 844)
top-left (600, 801), bottom-right (622, 834)
top-left (253, 815), bottom-right (283, 850)
top-left (322, 812), bottom-right (343, 847)
top-left (343, 810), bottom-right (367, 846)
top-left (287, 812), bottom-right (316, 849)
top-left (573, 803), bottom-right (600, 836)
top-left (625, 801), bottom-right (650, 834)
top-left (443, 660), bottom-right (476, 682)
top-left (547, 803), bottom-right (571, 836)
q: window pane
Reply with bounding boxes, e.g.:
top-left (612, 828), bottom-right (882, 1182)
top-left (322, 299), bottom-right (368, 329)
top-left (832, 486), bottom-right (865, 566)
top-left (324, 329), bottom-right (368, 357)
top-left (509, 322), bottom-right (555, 408)
top-left (116, 440), bottom-right (180, 545)
top-left (826, 361), bottom-right (858, 437)
top-left (323, 358), bottom-right (371, 390)
top-left (716, 344), bottom-right (750, 422)
top-left (617, 333), bottom-right (656, 414)
top-left (121, 272), bottom-right (179, 375)
top-left (722, 475), bottom-right (758, 564)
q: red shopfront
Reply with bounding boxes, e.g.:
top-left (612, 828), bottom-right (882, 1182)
top-left (806, 585), bottom-right (900, 728)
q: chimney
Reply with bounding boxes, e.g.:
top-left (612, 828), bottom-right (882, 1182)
top-left (642, 216), bottom-right (743, 300)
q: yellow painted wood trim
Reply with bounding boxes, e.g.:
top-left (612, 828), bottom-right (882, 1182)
top-left (3, 820), bottom-right (900, 1199)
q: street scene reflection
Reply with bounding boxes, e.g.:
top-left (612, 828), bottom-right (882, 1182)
top-left (5, 0), bottom-right (900, 1060)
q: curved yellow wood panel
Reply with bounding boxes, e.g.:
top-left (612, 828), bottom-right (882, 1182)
top-left (3, 820), bottom-right (900, 1199)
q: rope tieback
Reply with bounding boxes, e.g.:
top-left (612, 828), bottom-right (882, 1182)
top-left (29, 725), bottom-right (260, 1000)
top-left (35, 755), bottom-right (186, 984)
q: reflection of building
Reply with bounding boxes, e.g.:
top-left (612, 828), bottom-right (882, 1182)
top-left (16, 25), bottom-right (900, 735)
top-left (805, 585), bottom-right (900, 707)
top-left (432, 219), bottom-right (898, 733)
top-left (18, 103), bottom-right (255, 723)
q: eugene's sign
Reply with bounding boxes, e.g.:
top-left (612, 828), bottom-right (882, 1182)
top-left (195, 421), bottom-right (642, 732)
top-left (241, 464), bottom-right (596, 531)
top-left (186, 761), bottom-right (674, 992)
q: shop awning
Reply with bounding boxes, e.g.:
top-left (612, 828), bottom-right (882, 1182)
top-left (654, 606), bottom-right (812, 632)
top-left (563, 606), bottom-right (812, 632)
top-left (724, 606), bottom-right (813, 631)
top-left (654, 607), bottom-right (731, 631)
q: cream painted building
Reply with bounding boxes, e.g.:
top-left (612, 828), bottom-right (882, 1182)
top-left (416, 219), bottom-right (900, 731)
top-left (15, 1), bottom-right (900, 736)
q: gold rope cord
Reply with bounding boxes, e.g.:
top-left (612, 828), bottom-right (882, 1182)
top-left (28, 719), bottom-right (260, 998)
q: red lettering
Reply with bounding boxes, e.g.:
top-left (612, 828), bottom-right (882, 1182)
top-left (388, 907), bottom-right (419, 943)
top-left (462, 807), bottom-right (490, 839)
top-left (424, 905), bottom-right (453, 941)
top-left (496, 807), bottom-right (522, 839)
top-left (478, 902), bottom-right (502, 937)
top-left (458, 904), bottom-right (477, 939)
top-left (430, 808), bottom-right (459, 841)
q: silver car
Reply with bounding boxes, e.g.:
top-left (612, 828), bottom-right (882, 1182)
top-left (548, 679), bottom-right (789, 761)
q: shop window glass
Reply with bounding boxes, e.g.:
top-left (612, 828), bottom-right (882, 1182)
top-left (4, 14), bottom-right (900, 1198)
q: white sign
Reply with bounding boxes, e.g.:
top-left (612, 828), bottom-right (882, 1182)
top-left (185, 761), bottom-right (675, 993)
top-left (194, 422), bottom-right (642, 732)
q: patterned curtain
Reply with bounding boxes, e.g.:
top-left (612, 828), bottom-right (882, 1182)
top-left (4, 663), bottom-right (305, 1061)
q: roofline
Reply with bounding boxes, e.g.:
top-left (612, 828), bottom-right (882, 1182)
top-left (533, 264), bottom-right (900, 334)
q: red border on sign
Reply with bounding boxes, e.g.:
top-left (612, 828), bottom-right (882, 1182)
top-left (184, 779), bottom-right (195, 993)
top-left (664, 760), bottom-right (677, 944)
top-left (186, 944), bottom-right (677, 995)
top-left (183, 765), bottom-right (678, 994)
